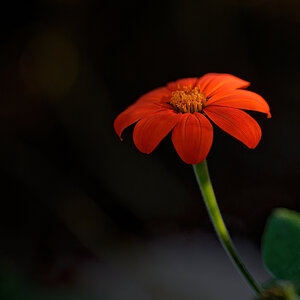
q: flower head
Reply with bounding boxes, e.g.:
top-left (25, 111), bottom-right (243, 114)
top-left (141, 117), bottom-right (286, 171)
top-left (114, 73), bottom-right (271, 164)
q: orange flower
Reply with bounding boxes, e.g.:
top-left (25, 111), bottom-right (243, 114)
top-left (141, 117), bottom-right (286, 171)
top-left (114, 73), bottom-right (271, 164)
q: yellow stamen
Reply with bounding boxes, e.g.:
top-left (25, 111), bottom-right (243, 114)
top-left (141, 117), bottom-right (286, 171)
top-left (170, 87), bottom-right (206, 113)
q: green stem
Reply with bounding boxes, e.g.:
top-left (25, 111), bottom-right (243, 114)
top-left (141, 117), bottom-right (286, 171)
top-left (193, 160), bottom-right (263, 297)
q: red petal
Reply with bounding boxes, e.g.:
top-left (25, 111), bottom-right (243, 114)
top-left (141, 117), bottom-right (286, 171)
top-left (133, 110), bottom-right (180, 154)
top-left (167, 78), bottom-right (199, 91)
top-left (137, 87), bottom-right (171, 104)
top-left (207, 89), bottom-right (271, 118)
top-left (196, 73), bottom-right (250, 98)
top-left (172, 113), bottom-right (213, 164)
top-left (204, 106), bottom-right (261, 148)
top-left (114, 103), bottom-right (169, 139)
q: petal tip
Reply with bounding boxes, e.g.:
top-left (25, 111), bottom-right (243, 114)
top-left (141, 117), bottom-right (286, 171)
top-left (113, 120), bottom-right (123, 140)
top-left (186, 158), bottom-right (206, 165)
top-left (243, 81), bottom-right (251, 88)
top-left (251, 137), bottom-right (261, 149)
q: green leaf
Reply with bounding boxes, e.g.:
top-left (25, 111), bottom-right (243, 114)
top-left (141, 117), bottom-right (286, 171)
top-left (262, 208), bottom-right (300, 291)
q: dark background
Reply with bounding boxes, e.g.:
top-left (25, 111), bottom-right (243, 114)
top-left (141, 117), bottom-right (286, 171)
top-left (0, 0), bottom-right (299, 299)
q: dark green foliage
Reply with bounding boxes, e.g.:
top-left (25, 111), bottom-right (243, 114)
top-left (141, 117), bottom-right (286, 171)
top-left (262, 209), bottom-right (300, 294)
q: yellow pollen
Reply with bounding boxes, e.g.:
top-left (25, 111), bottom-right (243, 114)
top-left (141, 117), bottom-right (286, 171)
top-left (169, 87), bottom-right (207, 113)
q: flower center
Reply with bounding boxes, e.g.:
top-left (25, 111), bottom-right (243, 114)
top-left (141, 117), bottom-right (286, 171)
top-left (169, 87), bottom-right (207, 113)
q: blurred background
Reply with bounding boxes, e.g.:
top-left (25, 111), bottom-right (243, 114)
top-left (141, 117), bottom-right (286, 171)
top-left (0, 0), bottom-right (299, 299)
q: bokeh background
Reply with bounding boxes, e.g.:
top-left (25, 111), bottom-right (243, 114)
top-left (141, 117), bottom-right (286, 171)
top-left (0, 0), bottom-right (299, 299)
